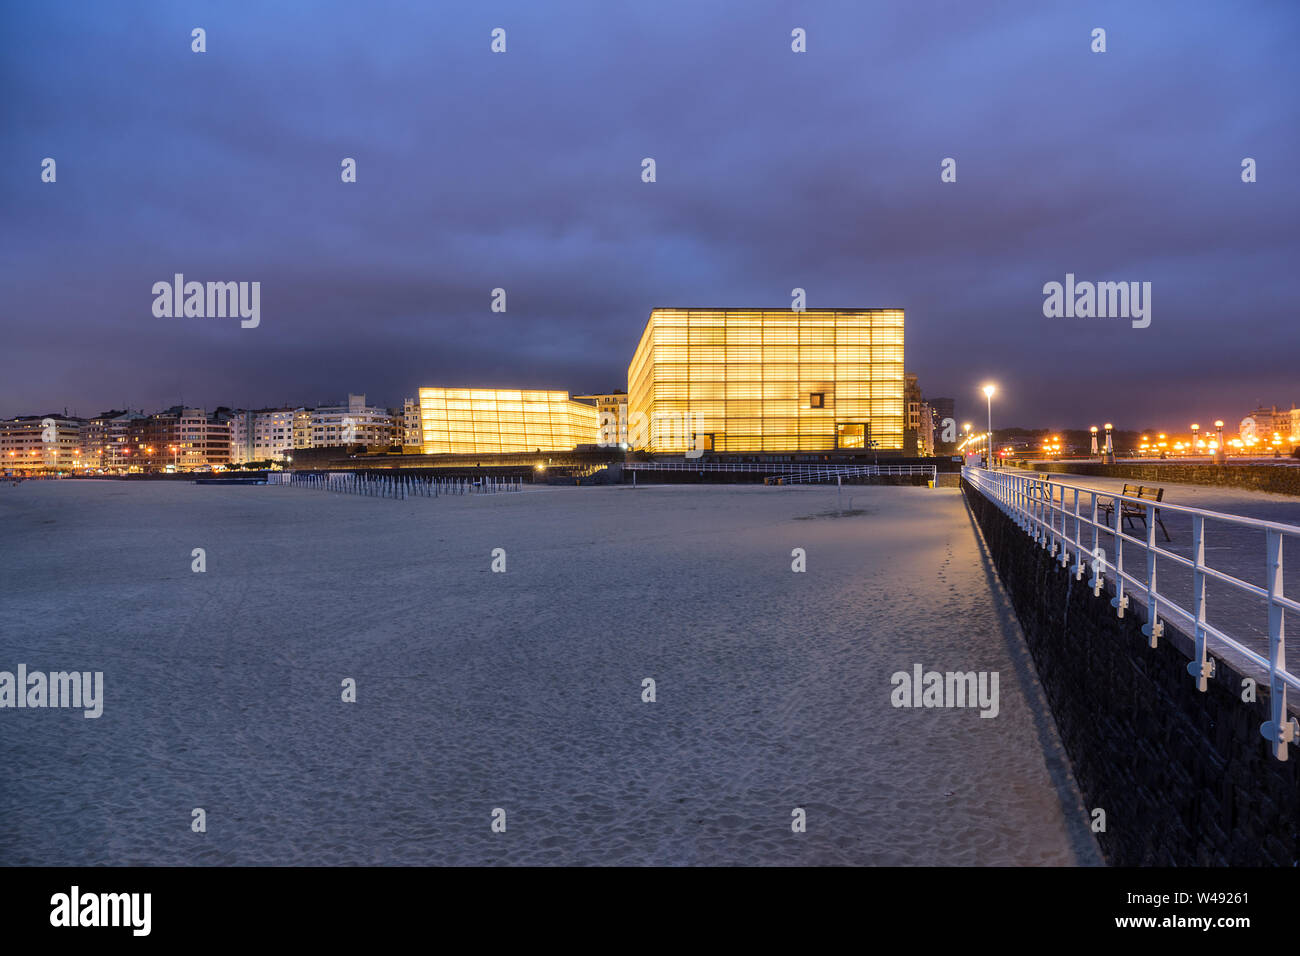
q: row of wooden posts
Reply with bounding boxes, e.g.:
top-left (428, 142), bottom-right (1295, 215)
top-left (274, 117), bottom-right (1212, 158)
top-left (284, 472), bottom-right (523, 499)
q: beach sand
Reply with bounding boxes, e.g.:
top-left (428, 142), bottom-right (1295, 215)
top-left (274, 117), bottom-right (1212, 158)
top-left (0, 479), bottom-right (1100, 865)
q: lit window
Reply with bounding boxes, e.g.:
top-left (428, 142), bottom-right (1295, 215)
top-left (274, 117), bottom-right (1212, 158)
top-left (837, 423), bottom-right (866, 449)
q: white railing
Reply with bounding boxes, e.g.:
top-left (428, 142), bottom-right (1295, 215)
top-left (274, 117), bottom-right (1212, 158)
top-left (625, 461), bottom-right (936, 476)
top-left (772, 464), bottom-right (936, 484)
top-left (963, 466), bottom-right (1300, 760)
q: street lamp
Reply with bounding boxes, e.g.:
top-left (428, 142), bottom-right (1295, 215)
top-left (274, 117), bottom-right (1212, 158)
top-left (1190, 423), bottom-right (1199, 458)
top-left (1214, 420), bottom-right (1225, 464)
top-left (1103, 423), bottom-right (1114, 463)
top-left (982, 384), bottom-right (996, 470)
top-left (1090, 425), bottom-right (1099, 457)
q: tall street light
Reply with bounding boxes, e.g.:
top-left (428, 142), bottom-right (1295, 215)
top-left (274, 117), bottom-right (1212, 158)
top-left (982, 384), bottom-right (996, 470)
top-left (1214, 420), bottom-right (1225, 464)
top-left (1090, 425), bottom-right (1099, 457)
top-left (1104, 423), bottom-right (1114, 463)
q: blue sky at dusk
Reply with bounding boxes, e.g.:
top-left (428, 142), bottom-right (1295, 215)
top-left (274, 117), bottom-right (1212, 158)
top-left (2, 0), bottom-right (1297, 429)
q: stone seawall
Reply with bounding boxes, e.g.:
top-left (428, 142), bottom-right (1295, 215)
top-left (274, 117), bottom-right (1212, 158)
top-left (1029, 461), bottom-right (1300, 496)
top-left (963, 479), bottom-right (1300, 865)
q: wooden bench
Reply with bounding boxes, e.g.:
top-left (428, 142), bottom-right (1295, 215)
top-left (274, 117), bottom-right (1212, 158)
top-left (1100, 484), bottom-right (1171, 541)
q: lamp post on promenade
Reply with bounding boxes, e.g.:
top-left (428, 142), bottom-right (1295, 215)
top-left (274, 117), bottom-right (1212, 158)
top-left (1103, 423), bottom-right (1114, 464)
top-left (983, 384), bottom-right (996, 470)
top-left (1090, 425), bottom-right (1099, 458)
top-left (1214, 420), bottom-right (1226, 464)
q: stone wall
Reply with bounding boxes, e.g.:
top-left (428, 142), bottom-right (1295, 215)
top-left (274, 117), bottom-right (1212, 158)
top-left (963, 479), bottom-right (1299, 865)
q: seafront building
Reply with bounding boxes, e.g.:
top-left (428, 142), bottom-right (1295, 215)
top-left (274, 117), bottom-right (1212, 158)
top-left (128, 407), bottom-right (231, 471)
top-left (417, 387), bottom-right (601, 454)
top-left (5, 306), bottom-right (961, 470)
top-left (401, 398), bottom-right (423, 450)
top-left (228, 407), bottom-right (312, 465)
top-left (573, 391), bottom-right (629, 446)
top-left (86, 410), bottom-right (144, 470)
top-left (627, 308), bottom-right (905, 453)
top-left (0, 414), bottom-right (87, 470)
top-left (309, 394), bottom-right (397, 448)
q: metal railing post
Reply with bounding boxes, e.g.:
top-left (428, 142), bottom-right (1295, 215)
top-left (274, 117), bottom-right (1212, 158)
top-left (1111, 493), bottom-right (1128, 617)
top-left (1089, 492), bottom-right (1104, 596)
top-left (1070, 488), bottom-right (1082, 574)
top-left (1142, 504), bottom-right (1162, 648)
top-left (1261, 529), bottom-right (1295, 759)
top-left (1186, 515), bottom-right (1212, 690)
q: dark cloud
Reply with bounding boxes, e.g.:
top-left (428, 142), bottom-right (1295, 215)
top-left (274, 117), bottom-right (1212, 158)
top-left (2, 0), bottom-right (1297, 429)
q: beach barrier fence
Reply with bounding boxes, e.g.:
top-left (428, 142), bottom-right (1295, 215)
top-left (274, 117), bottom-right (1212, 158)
top-left (275, 471), bottom-right (523, 499)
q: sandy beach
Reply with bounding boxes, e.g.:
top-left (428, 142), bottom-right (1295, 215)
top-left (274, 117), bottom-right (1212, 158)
top-left (0, 479), bottom-right (1100, 865)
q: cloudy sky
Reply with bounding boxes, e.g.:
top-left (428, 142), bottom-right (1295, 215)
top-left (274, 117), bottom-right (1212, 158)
top-left (3, 0), bottom-right (1297, 429)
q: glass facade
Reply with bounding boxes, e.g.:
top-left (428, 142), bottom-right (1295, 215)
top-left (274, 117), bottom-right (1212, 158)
top-left (417, 388), bottom-right (601, 454)
top-left (627, 309), bottom-right (904, 453)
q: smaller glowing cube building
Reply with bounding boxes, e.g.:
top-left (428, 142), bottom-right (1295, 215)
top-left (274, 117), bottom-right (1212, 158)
top-left (417, 388), bottom-right (600, 454)
top-left (627, 308), bottom-right (905, 453)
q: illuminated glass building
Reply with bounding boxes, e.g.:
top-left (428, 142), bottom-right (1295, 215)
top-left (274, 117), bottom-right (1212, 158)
top-left (627, 308), bottom-right (904, 453)
top-left (417, 387), bottom-right (601, 454)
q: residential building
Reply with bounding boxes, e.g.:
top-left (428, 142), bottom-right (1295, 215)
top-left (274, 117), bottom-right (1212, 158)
top-left (229, 407), bottom-right (304, 464)
top-left (573, 390), bottom-right (629, 446)
top-left (0, 414), bottom-right (87, 472)
top-left (310, 394), bottom-right (397, 448)
top-left (402, 398), bottom-right (422, 449)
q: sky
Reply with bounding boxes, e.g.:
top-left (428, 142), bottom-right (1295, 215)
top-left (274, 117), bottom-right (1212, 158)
top-left (2, 0), bottom-right (1297, 431)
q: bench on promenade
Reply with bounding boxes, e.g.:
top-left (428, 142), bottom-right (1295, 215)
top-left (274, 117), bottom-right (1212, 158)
top-left (1099, 483), bottom-right (1171, 541)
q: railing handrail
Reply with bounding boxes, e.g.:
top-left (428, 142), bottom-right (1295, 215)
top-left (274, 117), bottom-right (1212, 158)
top-left (625, 461), bottom-right (936, 475)
top-left (777, 465), bottom-right (936, 483)
top-left (1023, 473), bottom-right (1300, 537)
top-left (961, 465), bottom-right (1299, 760)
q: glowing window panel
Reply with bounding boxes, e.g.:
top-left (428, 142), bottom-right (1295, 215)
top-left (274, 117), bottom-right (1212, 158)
top-left (417, 387), bottom-right (600, 454)
top-left (627, 309), bottom-right (904, 453)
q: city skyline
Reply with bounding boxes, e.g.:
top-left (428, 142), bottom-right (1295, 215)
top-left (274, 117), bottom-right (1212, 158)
top-left (3, 1), bottom-right (1298, 426)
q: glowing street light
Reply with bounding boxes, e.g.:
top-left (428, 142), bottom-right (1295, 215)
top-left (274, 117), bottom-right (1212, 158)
top-left (1190, 423), bottom-right (1199, 457)
top-left (1090, 425), bottom-right (1099, 457)
top-left (982, 384), bottom-right (996, 470)
top-left (1103, 423), bottom-right (1114, 463)
top-left (1214, 420), bottom-right (1225, 464)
